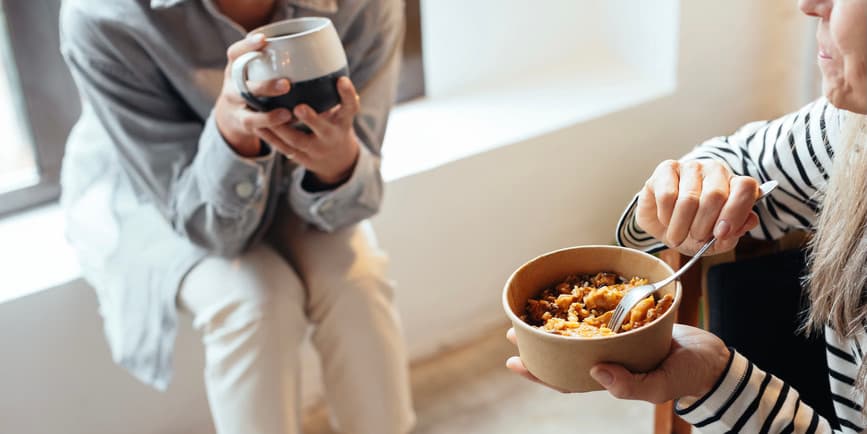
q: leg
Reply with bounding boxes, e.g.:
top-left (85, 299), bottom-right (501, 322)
top-left (179, 243), bottom-right (309, 434)
top-left (270, 216), bottom-right (415, 434)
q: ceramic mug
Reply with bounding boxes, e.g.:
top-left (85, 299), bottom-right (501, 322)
top-left (231, 17), bottom-right (349, 114)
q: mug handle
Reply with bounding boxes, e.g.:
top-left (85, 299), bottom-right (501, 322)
top-left (231, 51), bottom-right (267, 112)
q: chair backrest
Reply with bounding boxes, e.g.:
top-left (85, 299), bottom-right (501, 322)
top-left (706, 232), bottom-right (838, 429)
top-left (652, 231), bottom-right (836, 434)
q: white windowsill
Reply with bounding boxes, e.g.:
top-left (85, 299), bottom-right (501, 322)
top-left (0, 203), bottom-right (80, 304)
top-left (0, 61), bottom-right (672, 304)
top-left (381, 60), bottom-right (673, 181)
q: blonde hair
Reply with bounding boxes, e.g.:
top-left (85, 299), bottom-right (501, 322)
top-left (804, 111), bottom-right (867, 392)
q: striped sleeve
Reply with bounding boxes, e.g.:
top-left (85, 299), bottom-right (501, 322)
top-left (675, 350), bottom-right (838, 433)
top-left (825, 327), bottom-right (867, 433)
top-left (616, 98), bottom-right (841, 252)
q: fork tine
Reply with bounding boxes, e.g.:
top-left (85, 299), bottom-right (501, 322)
top-left (611, 291), bottom-right (635, 331)
top-left (608, 305), bottom-right (622, 330)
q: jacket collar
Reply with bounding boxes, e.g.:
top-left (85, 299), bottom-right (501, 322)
top-left (149, 0), bottom-right (337, 14)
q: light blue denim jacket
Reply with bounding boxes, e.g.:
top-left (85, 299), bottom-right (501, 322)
top-left (59, 0), bottom-right (403, 389)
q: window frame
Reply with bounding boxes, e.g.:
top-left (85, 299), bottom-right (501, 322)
top-left (396, 0), bottom-right (424, 102)
top-left (0, 0), bottom-right (79, 217)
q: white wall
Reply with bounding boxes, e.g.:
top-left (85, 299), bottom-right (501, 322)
top-left (420, 0), bottom-right (679, 97)
top-left (601, 0), bottom-right (679, 85)
top-left (0, 1), bottom-right (815, 433)
top-left (0, 283), bottom-right (214, 433)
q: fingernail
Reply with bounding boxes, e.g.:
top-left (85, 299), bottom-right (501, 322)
top-left (714, 220), bottom-right (731, 239)
top-left (278, 110), bottom-right (292, 122)
top-left (295, 106), bottom-right (308, 117)
top-left (247, 33), bottom-right (265, 44)
top-left (277, 79), bottom-right (289, 91)
top-left (591, 367), bottom-right (613, 386)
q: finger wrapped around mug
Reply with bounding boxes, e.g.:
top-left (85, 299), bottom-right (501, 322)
top-left (293, 103), bottom-right (337, 137)
top-left (256, 114), bottom-right (360, 187)
top-left (247, 78), bottom-right (291, 100)
top-left (292, 77), bottom-right (360, 132)
top-left (226, 33), bottom-right (266, 63)
top-left (332, 77), bottom-right (361, 127)
top-left (254, 127), bottom-right (311, 163)
top-left (236, 109), bottom-right (293, 135)
top-left (223, 78), bottom-right (291, 104)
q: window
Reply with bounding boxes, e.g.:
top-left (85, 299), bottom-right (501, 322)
top-left (0, 0), bottom-right (78, 217)
top-left (0, 29), bottom-right (36, 193)
top-left (0, 0), bottom-right (424, 217)
top-left (396, 0), bottom-right (424, 102)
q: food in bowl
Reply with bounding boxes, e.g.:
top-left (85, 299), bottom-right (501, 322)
top-left (504, 246), bottom-right (681, 391)
top-left (522, 272), bottom-right (674, 337)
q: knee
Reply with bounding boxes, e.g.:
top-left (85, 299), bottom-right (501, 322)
top-left (182, 245), bottom-right (305, 335)
top-left (343, 267), bottom-right (395, 306)
top-left (307, 258), bottom-right (396, 323)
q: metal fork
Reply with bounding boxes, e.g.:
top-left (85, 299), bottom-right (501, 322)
top-left (606, 180), bottom-right (778, 333)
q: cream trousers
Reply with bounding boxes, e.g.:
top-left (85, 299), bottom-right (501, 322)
top-left (178, 212), bottom-right (415, 434)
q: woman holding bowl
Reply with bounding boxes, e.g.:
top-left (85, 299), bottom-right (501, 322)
top-left (507, 0), bottom-right (867, 431)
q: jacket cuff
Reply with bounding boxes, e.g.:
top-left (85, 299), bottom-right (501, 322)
top-left (196, 114), bottom-right (275, 214)
top-left (674, 349), bottom-right (749, 425)
top-left (288, 143), bottom-right (381, 231)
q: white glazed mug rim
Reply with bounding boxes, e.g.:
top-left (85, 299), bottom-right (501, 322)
top-left (248, 16), bottom-right (331, 41)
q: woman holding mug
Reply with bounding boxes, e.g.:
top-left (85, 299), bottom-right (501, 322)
top-left (59, 0), bottom-right (413, 433)
top-left (507, 0), bottom-right (867, 431)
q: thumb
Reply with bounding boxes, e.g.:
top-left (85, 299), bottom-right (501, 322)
top-left (590, 363), bottom-right (675, 404)
top-left (735, 211), bottom-right (759, 237)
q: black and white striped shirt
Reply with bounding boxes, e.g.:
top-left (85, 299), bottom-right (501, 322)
top-left (616, 98), bottom-right (867, 433)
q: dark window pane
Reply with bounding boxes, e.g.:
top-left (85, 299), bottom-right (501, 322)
top-left (396, 0), bottom-right (424, 102)
top-left (0, 7), bottom-right (37, 193)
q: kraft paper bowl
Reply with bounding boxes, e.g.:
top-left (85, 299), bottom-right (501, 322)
top-left (502, 245), bottom-right (681, 392)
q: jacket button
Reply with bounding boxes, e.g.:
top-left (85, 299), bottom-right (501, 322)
top-left (235, 181), bottom-right (255, 199)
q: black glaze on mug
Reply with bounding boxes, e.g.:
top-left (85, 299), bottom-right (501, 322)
top-left (241, 67), bottom-right (349, 114)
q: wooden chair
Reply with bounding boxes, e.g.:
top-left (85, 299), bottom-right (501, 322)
top-left (652, 232), bottom-right (812, 434)
top-left (653, 249), bottom-right (703, 434)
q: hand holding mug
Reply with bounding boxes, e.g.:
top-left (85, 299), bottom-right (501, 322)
top-left (215, 33), bottom-right (295, 158)
top-left (228, 17), bottom-right (357, 185)
top-left (636, 159), bottom-right (762, 256)
top-left (230, 17), bottom-right (348, 118)
top-left (256, 77), bottom-right (361, 186)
